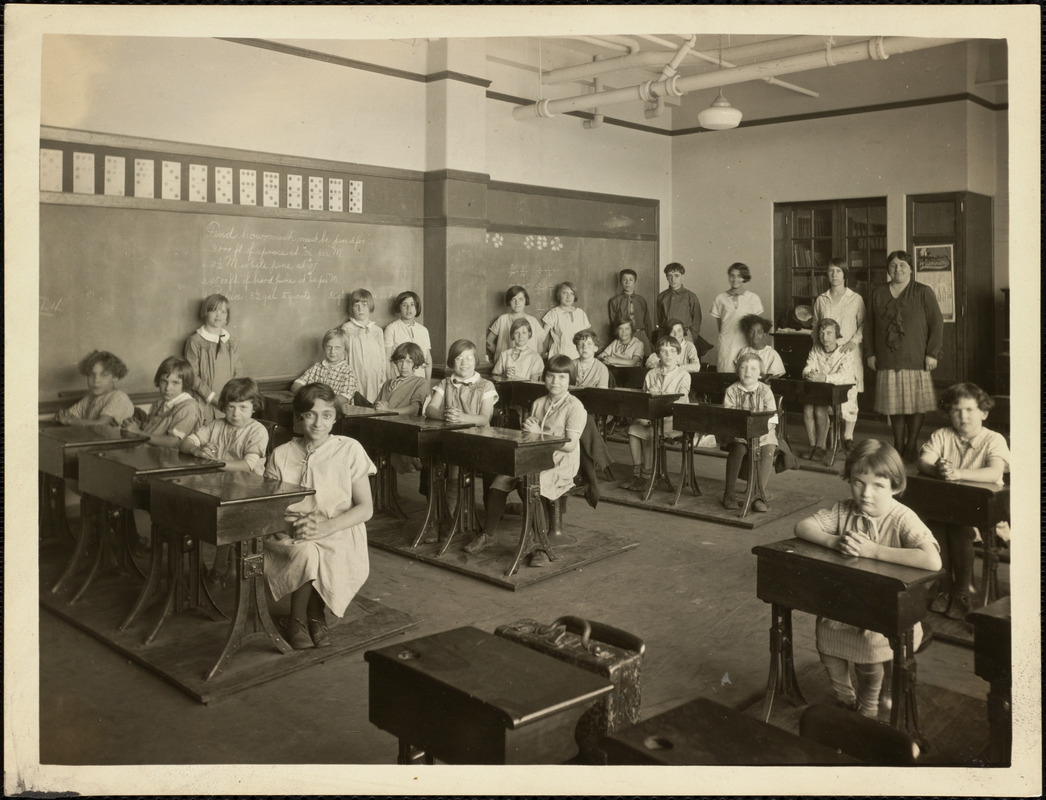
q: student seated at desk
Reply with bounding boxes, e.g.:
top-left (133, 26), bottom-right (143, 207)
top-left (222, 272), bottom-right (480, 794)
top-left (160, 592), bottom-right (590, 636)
top-left (795, 440), bottom-right (941, 717)
top-left (598, 318), bottom-right (645, 367)
top-left (622, 337), bottom-right (691, 493)
top-left (264, 383), bottom-right (376, 650)
top-left (801, 317), bottom-right (860, 460)
top-left (645, 319), bottom-right (701, 373)
top-left (180, 377), bottom-right (270, 588)
top-left (571, 330), bottom-right (612, 509)
top-left (424, 339), bottom-right (497, 539)
top-left (291, 328), bottom-right (359, 413)
top-left (721, 353), bottom-right (777, 512)
top-left (463, 356), bottom-right (586, 566)
top-left (491, 318), bottom-right (544, 383)
top-left (54, 350), bottom-right (135, 428)
top-left (917, 383), bottom-right (1010, 620)
top-left (735, 314), bottom-right (785, 379)
top-left (123, 356), bottom-right (200, 447)
top-left (374, 342), bottom-right (431, 474)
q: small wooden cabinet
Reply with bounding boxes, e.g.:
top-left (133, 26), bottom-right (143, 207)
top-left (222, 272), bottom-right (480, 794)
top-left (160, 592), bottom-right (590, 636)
top-left (906, 191), bottom-right (994, 391)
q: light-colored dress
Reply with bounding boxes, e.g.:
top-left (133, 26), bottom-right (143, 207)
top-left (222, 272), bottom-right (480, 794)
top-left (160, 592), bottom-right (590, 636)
top-left (65, 390), bottom-right (135, 426)
top-left (185, 327), bottom-right (243, 422)
top-left (383, 319), bottom-right (432, 378)
top-left (341, 318), bottom-right (386, 403)
top-left (184, 418), bottom-right (268, 475)
top-left (295, 360), bottom-right (357, 402)
top-left (812, 287), bottom-right (866, 392)
top-left (811, 499), bottom-right (937, 662)
top-left (601, 337), bottom-right (644, 366)
top-left (573, 358), bottom-right (609, 389)
top-left (527, 393), bottom-right (588, 500)
top-left (141, 392), bottom-right (199, 441)
top-left (802, 345), bottom-right (859, 421)
top-left (723, 381), bottom-right (778, 447)
top-left (263, 436), bottom-right (375, 617)
top-left (710, 290), bottom-right (764, 374)
top-left (488, 313), bottom-right (546, 364)
top-left (492, 347), bottom-right (545, 382)
top-left (646, 340), bottom-right (701, 372)
top-left (920, 427), bottom-right (1010, 481)
top-left (542, 306), bottom-right (592, 360)
top-left (736, 345), bottom-right (786, 378)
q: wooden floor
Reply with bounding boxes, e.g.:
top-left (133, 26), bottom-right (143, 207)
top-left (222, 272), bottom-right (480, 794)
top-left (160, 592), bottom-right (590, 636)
top-left (35, 425), bottom-right (1009, 789)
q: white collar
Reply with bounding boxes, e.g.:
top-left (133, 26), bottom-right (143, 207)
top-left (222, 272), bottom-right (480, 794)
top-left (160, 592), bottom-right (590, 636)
top-left (196, 326), bottom-right (229, 343)
top-left (162, 392), bottom-right (193, 407)
top-left (347, 317), bottom-right (374, 330)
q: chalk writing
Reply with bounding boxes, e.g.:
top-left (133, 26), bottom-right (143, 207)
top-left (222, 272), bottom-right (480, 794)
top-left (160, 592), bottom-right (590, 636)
top-left (40, 295), bottom-right (65, 317)
top-left (201, 219), bottom-right (365, 307)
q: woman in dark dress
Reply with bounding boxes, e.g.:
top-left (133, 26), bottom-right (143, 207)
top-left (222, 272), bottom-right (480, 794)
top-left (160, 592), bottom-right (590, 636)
top-left (864, 250), bottom-right (944, 461)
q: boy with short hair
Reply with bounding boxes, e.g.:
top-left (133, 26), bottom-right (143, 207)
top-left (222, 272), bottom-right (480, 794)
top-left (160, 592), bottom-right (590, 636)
top-left (607, 268), bottom-right (654, 357)
top-left (656, 262), bottom-right (702, 345)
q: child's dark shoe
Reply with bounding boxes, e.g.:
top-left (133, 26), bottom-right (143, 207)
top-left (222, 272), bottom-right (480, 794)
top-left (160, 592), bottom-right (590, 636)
top-left (810, 446), bottom-right (828, 461)
top-left (308, 616), bottom-right (331, 648)
top-left (722, 495), bottom-right (740, 510)
top-left (946, 592), bottom-right (972, 620)
top-left (284, 617), bottom-right (314, 650)
top-left (842, 438), bottom-right (856, 454)
top-left (929, 591), bottom-right (951, 615)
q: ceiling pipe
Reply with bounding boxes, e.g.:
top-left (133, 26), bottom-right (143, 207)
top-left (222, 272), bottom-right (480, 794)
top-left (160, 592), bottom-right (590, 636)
top-left (658, 34), bottom-right (697, 83)
top-left (569, 36), bottom-right (633, 53)
top-left (544, 35), bottom-right (865, 86)
top-left (687, 47), bottom-right (820, 98)
top-left (513, 37), bottom-right (962, 121)
top-left (583, 76), bottom-right (605, 129)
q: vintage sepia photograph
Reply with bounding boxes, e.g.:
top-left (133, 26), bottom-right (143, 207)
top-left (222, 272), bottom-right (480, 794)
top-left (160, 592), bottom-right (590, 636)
top-left (5, 4), bottom-right (1040, 796)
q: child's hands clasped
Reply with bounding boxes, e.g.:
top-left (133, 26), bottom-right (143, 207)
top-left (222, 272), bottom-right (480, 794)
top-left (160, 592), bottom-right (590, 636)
top-left (195, 443), bottom-right (219, 460)
top-left (837, 530), bottom-right (877, 559)
top-left (521, 417), bottom-right (542, 434)
top-left (936, 458), bottom-right (960, 481)
top-left (285, 510), bottom-right (325, 543)
top-left (445, 407), bottom-right (463, 423)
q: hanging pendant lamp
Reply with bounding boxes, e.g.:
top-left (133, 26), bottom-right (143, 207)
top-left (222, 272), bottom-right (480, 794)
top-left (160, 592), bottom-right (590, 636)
top-left (698, 35), bottom-right (743, 131)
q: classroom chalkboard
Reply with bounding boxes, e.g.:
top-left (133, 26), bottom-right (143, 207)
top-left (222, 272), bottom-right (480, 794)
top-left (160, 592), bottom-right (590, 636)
top-left (477, 231), bottom-right (659, 351)
top-left (39, 204), bottom-right (423, 398)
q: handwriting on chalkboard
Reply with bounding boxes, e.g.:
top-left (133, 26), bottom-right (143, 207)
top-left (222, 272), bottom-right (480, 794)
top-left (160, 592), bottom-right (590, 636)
top-left (201, 220), bottom-right (365, 306)
top-left (40, 294), bottom-right (66, 316)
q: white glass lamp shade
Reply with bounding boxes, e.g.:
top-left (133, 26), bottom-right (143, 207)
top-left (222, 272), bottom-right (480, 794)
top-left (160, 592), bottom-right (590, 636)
top-left (698, 91), bottom-right (743, 130)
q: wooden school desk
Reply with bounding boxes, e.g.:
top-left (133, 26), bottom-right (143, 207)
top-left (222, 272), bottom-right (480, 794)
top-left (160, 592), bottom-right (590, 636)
top-left (64, 449), bottom-right (225, 606)
top-left (494, 379), bottom-right (548, 426)
top-left (968, 596), bottom-right (1011, 765)
top-left (902, 475), bottom-right (1010, 608)
top-left (39, 426), bottom-right (149, 544)
top-left (260, 390), bottom-right (297, 432)
top-left (768, 378), bottom-right (855, 467)
top-left (573, 386), bottom-right (681, 502)
top-left (671, 403), bottom-right (775, 517)
top-left (365, 626), bottom-right (613, 764)
top-left (441, 426), bottom-right (567, 576)
top-left (600, 696), bottom-right (857, 765)
top-left (752, 538), bottom-right (941, 740)
top-left (606, 365), bottom-right (647, 390)
top-left (148, 471), bottom-right (315, 680)
top-left (687, 371), bottom-right (736, 403)
top-left (331, 407), bottom-right (398, 514)
top-left (76, 447), bottom-right (225, 628)
top-left (355, 415), bottom-right (477, 547)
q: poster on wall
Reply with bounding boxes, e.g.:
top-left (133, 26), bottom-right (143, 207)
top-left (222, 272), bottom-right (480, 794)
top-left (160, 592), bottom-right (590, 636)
top-left (914, 244), bottom-right (955, 322)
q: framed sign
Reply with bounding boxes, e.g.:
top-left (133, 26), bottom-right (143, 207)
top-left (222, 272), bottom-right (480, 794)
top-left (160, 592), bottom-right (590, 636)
top-left (914, 244), bottom-right (955, 322)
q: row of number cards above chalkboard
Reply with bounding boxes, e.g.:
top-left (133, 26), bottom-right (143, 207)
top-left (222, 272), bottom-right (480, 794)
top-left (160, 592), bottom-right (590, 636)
top-left (40, 149), bottom-right (363, 212)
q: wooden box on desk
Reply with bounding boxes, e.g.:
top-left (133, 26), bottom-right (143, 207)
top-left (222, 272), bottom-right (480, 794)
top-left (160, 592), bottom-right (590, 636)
top-left (149, 472), bottom-right (313, 546)
top-left (441, 427), bottom-right (565, 476)
top-left (365, 626), bottom-right (612, 764)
